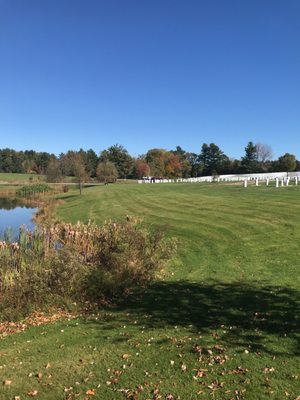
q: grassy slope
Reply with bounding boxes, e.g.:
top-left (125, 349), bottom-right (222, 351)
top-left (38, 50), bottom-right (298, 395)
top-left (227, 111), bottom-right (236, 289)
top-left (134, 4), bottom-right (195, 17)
top-left (0, 173), bottom-right (45, 184)
top-left (1, 183), bottom-right (300, 399)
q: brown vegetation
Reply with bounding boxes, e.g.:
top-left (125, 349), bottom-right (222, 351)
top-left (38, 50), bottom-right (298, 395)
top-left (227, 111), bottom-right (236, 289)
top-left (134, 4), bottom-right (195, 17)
top-left (0, 217), bottom-right (176, 320)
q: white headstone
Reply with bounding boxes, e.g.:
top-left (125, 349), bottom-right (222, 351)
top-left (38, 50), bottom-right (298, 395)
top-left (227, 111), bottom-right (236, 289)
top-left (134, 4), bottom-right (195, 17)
top-left (266, 178), bottom-right (269, 186)
top-left (275, 178), bottom-right (279, 188)
top-left (255, 178), bottom-right (259, 186)
top-left (244, 179), bottom-right (247, 188)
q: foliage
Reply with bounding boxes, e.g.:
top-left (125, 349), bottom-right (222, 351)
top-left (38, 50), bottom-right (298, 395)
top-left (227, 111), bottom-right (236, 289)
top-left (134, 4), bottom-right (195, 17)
top-left (198, 143), bottom-right (228, 175)
top-left (16, 184), bottom-right (51, 197)
top-left (145, 148), bottom-right (166, 177)
top-left (99, 144), bottom-right (134, 179)
top-left (96, 161), bottom-right (118, 183)
top-left (164, 153), bottom-right (182, 178)
top-left (134, 158), bottom-right (151, 178)
top-left (22, 158), bottom-right (37, 173)
top-left (46, 159), bottom-right (63, 182)
top-left (277, 152), bottom-right (296, 173)
top-left (0, 249), bottom-right (86, 320)
top-left (71, 153), bottom-right (89, 194)
top-left (0, 218), bottom-right (175, 319)
top-left (0, 142), bottom-right (299, 181)
top-left (86, 217), bottom-right (175, 299)
top-left (241, 141), bottom-right (259, 172)
top-left (0, 148), bottom-right (54, 174)
top-left (80, 148), bottom-right (98, 177)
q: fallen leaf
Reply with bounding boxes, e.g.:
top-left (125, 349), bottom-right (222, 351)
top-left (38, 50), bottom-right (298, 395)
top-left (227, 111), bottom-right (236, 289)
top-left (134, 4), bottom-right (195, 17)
top-left (27, 390), bottom-right (38, 397)
top-left (166, 395), bottom-right (174, 400)
top-left (181, 363), bottom-right (187, 372)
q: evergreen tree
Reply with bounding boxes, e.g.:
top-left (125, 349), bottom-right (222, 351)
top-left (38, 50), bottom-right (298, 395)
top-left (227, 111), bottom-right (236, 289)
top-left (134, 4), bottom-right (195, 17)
top-left (241, 142), bottom-right (258, 173)
top-left (198, 143), bottom-right (228, 175)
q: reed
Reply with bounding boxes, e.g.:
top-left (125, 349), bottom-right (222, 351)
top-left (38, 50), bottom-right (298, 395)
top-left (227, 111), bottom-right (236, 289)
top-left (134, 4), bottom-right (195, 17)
top-left (0, 217), bottom-right (175, 319)
top-left (16, 183), bottom-right (51, 197)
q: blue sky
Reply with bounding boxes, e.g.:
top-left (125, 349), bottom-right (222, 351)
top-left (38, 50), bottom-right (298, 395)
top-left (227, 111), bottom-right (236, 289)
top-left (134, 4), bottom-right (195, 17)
top-left (0, 0), bottom-right (299, 158)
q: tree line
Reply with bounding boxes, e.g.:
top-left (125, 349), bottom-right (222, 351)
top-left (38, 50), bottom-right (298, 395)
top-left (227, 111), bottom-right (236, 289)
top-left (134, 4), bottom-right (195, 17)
top-left (0, 142), bottom-right (299, 183)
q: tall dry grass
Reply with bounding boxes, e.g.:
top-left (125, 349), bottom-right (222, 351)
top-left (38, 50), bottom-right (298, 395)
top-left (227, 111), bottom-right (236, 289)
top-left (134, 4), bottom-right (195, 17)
top-left (0, 217), bottom-right (176, 320)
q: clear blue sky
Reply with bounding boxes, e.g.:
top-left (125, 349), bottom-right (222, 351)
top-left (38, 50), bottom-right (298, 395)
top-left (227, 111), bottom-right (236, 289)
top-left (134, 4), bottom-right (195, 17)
top-left (0, 0), bottom-right (299, 158)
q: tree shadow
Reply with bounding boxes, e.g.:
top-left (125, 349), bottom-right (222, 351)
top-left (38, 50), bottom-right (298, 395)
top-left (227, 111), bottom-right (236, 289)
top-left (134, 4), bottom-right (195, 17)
top-left (99, 281), bottom-right (300, 356)
top-left (59, 194), bottom-right (78, 200)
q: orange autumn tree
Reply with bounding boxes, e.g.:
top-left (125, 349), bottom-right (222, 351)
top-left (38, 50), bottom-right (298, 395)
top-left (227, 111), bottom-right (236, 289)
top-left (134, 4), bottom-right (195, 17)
top-left (134, 159), bottom-right (151, 179)
top-left (165, 153), bottom-right (182, 178)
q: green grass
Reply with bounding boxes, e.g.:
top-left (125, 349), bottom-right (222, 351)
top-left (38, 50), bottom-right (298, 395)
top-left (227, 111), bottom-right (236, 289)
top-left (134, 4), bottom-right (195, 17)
top-left (0, 173), bottom-right (44, 184)
top-left (1, 183), bottom-right (300, 399)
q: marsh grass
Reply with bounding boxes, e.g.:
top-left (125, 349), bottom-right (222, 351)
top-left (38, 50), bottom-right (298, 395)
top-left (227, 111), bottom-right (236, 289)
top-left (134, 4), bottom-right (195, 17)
top-left (0, 217), bottom-right (175, 320)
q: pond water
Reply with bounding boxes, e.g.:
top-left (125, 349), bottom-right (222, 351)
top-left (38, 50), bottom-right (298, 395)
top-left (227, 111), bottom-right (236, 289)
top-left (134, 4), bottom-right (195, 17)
top-left (0, 198), bottom-right (37, 240)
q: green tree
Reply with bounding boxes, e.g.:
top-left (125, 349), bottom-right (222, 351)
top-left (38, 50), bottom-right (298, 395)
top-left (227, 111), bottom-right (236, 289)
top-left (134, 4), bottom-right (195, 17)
top-left (172, 145), bottom-right (186, 160)
top-left (59, 151), bottom-right (76, 176)
top-left (241, 141), bottom-right (258, 173)
top-left (186, 152), bottom-right (199, 177)
top-left (35, 152), bottom-right (54, 174)
top-left (198, 143), bottom-right (228, 175)
top-left (0, 149), bottom-right (14, 172)
top-left (99, 144), bottom-right (133, 179)
top-left (96, 161), bottom-right (118, 183)
top-left (277, 153), bottom-right (296, 176)
top-left (85, 149), bottom-right (98, 177)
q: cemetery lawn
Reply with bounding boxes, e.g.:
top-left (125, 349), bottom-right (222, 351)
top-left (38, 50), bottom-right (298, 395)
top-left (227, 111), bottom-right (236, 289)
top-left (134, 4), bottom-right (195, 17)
top-left (1, 183), bottom-right (300, 399)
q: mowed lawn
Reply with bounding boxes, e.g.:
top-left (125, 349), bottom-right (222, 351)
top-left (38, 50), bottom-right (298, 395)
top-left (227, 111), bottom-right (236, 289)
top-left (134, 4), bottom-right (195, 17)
top-left (0, 173), bottom-right (44, 184)
top-left (1, 183), bottom-right (300, 399)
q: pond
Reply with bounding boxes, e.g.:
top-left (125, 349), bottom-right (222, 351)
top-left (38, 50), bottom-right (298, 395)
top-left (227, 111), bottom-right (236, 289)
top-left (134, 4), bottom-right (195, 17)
top-left (0, 197), bottom-right (37, 240)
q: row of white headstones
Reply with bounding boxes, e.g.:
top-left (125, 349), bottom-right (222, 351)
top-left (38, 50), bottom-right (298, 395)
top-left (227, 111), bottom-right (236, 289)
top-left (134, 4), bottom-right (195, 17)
top-left (243, 176), bottom-right (298, 188)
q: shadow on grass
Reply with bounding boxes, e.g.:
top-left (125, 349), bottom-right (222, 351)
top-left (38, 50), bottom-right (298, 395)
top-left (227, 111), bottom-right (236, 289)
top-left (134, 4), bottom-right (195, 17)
top-left (98, 281), bottom-right (300, 356)
top-left (59, 194), bottom-right (79, 200)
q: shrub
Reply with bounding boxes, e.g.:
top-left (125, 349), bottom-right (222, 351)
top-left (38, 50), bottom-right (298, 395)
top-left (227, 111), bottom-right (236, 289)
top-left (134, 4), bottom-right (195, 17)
top-left (0, 250), bottom-right (87, 320)
top-left (86, 217), bottom-right (176, 300)
top-left (0, 218), bottom-right (176, 320)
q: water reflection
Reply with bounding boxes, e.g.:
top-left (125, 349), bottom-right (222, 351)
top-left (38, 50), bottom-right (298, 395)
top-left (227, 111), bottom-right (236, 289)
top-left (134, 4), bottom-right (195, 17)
top-left (0, 197), bottom-right (37, 239)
